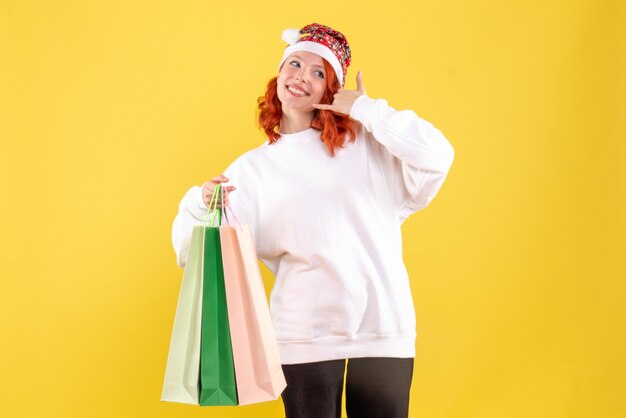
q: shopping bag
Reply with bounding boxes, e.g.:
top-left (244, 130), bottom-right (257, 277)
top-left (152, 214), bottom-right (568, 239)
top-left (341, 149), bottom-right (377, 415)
top-left (163, 184), bottom-right (286, 407)
top-left (161, 225), bottom-right (204, 404)
top-left (220, 224), bottom-right (287, 405)
top-left (198, 188), bottom-right (238, 406)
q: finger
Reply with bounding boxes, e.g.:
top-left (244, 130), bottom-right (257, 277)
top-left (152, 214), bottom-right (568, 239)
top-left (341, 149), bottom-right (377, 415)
top-left (216, 197), bottom-right (230, 207)
top-left (356, 70), bottom-right (365, 94)
top-left (313, 104), bottom-right (335, 111)
top-left (210, 174), bottom-right (229, 183)
top-left (211, 200), bottom-right (230, 208)
top-left (204, 187), bottom-right (230, 203)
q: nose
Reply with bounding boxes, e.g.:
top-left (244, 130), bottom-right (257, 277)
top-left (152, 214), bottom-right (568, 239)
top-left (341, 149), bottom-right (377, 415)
top-left (295, 71), bottom-right (307, 83)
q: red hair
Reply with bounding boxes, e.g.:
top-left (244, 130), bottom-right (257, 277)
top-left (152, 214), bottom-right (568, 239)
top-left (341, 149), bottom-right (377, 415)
top-left (257, 59), bottom-right (361, 156)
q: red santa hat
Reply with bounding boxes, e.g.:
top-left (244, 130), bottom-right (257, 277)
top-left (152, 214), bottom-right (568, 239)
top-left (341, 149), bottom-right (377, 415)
top-left (278, 23), bottom-right (352, 87)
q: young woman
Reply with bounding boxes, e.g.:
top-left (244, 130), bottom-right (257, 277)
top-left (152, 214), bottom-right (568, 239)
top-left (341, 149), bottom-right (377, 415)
top-left (172, 23), bottom-right (454, 418)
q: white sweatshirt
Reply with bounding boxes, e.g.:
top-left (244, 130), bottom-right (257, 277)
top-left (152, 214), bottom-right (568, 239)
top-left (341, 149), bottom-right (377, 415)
top-left (172, 94), bottom-right (454, 364)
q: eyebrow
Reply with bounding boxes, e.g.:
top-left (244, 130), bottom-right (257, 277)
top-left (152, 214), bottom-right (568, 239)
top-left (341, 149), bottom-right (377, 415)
top-left (291, 55), bottom-right (325, 70)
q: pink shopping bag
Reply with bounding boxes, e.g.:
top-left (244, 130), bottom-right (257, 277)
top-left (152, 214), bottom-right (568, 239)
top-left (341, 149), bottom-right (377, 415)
top-left (219, 224), bottom-right (287, 405)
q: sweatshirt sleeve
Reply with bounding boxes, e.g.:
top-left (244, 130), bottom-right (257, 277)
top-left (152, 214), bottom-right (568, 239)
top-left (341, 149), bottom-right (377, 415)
top-left (171, 185), bottom-right (209, 268)
top-left (349, 94), bottom-right (455, 221)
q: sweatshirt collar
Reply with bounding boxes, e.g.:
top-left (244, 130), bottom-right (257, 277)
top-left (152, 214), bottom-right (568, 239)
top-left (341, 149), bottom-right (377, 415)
top-left (277, 127), bottom-right (320, 142)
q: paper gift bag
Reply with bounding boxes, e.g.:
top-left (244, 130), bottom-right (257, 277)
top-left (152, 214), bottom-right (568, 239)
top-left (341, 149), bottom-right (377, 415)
top-left (163, 184), bottom-right (286, 407)
top-left (161, 226), bottom-right (204, 404)
top-left (220, 224), bottom-right (287, 405)
top-left (198, 225), bottom-right (238, 406)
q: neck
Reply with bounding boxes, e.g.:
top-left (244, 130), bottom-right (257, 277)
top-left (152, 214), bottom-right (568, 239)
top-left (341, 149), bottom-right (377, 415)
top-left (279, 108), bottom-right (315, 134)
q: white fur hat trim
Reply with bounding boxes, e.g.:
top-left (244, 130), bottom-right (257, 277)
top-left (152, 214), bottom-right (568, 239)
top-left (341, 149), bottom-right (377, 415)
top-left (278, 41), bottom-right (344, 86)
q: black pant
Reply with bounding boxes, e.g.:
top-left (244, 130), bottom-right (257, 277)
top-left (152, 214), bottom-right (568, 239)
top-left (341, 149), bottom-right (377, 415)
top-left (281, 357), bottom-right (414, 418)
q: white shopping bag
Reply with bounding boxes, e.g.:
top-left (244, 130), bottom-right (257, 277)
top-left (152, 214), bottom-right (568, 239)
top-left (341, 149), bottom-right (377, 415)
top-left (161, 226), bottom-right (204, 404)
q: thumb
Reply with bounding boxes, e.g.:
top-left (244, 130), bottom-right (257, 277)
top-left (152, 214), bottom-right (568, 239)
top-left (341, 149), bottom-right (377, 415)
top-left (356, 70), bottom-right (366, 94)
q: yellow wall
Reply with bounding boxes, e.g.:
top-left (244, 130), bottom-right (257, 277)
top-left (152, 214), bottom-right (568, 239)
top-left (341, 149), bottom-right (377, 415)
top-left (2, 1), bottom-right (624, 417)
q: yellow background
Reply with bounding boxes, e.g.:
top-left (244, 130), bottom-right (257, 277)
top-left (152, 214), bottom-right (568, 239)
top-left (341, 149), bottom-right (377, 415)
top-left (1, 0), bottom-right (625, 417)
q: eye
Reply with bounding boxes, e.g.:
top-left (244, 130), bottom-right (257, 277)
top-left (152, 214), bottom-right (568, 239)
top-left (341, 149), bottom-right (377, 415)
top-left (314, 70), bottom-right (325, 78)
top-left (289, 60), bottom-right (301, 68)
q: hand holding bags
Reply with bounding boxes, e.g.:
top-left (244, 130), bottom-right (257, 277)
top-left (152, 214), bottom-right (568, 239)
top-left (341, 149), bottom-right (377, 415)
top-left (162, 184), bottom-right (286, 406)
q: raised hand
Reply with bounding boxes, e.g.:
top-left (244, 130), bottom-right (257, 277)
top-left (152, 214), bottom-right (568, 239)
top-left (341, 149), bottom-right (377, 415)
top-left (313, 71), bottom-right (366, 116)
top-left (202, 175), bottom-right (236, 208)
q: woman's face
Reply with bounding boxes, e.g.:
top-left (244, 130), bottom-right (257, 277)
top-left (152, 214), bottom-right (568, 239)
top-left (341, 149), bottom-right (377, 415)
top-left (277, 51), bottom-right (327, 113)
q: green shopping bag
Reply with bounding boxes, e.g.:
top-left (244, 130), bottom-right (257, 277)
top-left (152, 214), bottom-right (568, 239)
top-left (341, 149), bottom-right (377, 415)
top-left (199, 185), bottom-right (238, 406)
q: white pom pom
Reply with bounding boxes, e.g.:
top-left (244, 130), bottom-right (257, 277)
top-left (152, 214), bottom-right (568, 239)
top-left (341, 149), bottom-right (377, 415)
top-left (281, 28), bottom-right (301, 45)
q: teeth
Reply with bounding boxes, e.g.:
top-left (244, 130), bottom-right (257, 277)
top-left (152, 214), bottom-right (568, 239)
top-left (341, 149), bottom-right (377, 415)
top-left (288, 86), bottom-right (307, 95)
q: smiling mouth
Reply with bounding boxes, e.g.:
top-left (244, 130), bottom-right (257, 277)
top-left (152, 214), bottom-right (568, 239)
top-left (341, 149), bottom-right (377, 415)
top-left (287, 85), bottom-right (309, 96)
